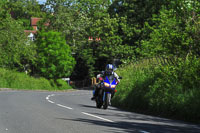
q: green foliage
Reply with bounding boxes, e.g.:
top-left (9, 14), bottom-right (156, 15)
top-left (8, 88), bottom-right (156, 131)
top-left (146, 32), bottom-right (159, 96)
top-left (1, 0), bottom-right (200, 79)
top-left (76, 0), bottom-right (111, 20)
top-left (0, 1), bottom-right (11, 20)
top-left (91, 15), bottom-right (122, 57)
top-left (0, 68), bottom-right (72, 90)
top-left (113, 57), bottom-right (200, 123)
top-left (7, 0), bottom-right (45, 29)
top-left (141, 1), bottom-right (200, 57)
top-left (141, 9), bottom-right (187, 57)
top-left (0, 15), bottom-right (36, 71)
top-left (112, 63), bottom-right (155, 111)
top-left (73, 14), bottom-right (135, 78)
top-left (55, 79), bottom-right (72, 90)
top-left (146, 57), bottom-right (200, 119)
top-left (35, 31), bottom-right (76, 79)
top-left (45, 0), bottom-right (91, 47)
top-left (108, 0), bottom-right (171, 55)
top-left (44, 0), bottom-right (95, 78)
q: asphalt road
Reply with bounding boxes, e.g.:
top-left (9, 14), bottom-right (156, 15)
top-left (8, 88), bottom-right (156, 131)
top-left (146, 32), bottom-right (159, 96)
top-left (0, 89), bottom-right (199, 133)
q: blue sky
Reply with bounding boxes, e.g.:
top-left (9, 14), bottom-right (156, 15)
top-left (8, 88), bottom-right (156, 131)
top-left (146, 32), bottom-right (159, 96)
top-left (37, 0), bottom-right (46, 4)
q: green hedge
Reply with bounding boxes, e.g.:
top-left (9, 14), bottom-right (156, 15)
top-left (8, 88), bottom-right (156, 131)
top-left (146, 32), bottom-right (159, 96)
top-left (0, 68), bottom-right (72, 91)
top-left (113, 56), bottom-right (200, 123)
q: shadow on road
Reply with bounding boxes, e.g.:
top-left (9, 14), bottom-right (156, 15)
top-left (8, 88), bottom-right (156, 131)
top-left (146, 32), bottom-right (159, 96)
top-left (78, 104), bottom-right (97, 109)
top-left (56, 117), bottom-right (200, 133)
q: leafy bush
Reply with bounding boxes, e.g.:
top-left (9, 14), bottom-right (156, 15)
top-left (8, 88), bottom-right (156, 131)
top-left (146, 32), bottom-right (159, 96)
top-left (146, 57), bottom-right (200, 121)
top-left (0, 14), bottom-right (36, 70)
top-left (113, 57), bottom-right (200, 123)
top-left (55, 79), bottom-right (72, 90)
top-left (141, 2), bottom-right (200, 58)
top-left (112, 63), bottom-right (156, 111)
top-left (35, 31), bottom-right (76, 79)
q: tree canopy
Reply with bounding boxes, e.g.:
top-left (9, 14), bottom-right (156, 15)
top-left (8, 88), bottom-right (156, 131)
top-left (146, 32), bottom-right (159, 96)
top-left (0, 2), bottom-right (36, 71)
top-left (0, 0), bottom-right (200, 79)
top-left (35, 31), bottom-right (76, 79)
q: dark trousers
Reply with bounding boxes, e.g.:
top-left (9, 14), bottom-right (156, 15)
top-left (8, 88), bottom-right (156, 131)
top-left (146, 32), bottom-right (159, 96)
top-left (94, 83), bottom-right (101, 97)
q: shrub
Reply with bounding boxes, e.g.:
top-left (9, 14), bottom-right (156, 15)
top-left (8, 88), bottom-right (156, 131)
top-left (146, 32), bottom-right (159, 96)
top-left (113, 57), bottom-right (200, 123)
top-left (146, 57), bottom-right (200, 121)
top-left (35, 31), bottom-right (76, 79)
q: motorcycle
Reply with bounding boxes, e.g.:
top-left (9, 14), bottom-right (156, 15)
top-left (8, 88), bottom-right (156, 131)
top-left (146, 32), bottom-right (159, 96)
top-left (95, 74), bottom-right (122, 109)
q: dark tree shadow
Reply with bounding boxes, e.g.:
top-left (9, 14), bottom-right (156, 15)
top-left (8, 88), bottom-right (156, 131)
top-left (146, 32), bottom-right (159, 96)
top-left (56, 117), bottom-right (200, 133)
top-left (78, 104), bottom-right (97, 109)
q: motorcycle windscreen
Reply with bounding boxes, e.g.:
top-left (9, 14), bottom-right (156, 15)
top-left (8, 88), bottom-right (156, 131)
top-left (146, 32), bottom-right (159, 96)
top-left (107, 75), bottom-right (117, 85)
top-left (104, 75), bottom-right (115, 84)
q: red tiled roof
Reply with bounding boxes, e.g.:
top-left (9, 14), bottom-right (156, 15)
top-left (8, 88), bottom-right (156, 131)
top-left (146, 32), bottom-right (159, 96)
top-left (31, 17), bottom-right (42, 26)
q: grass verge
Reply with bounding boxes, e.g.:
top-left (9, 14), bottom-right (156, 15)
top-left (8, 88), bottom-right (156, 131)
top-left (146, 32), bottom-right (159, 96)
top-left (0, 68), bottom-right (72, 91)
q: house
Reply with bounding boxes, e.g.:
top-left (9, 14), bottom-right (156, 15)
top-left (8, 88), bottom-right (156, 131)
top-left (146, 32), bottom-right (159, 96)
top-left (24, 17), bottom-right (41, 41)
top-left (24, 17), bottom-right (49, 41)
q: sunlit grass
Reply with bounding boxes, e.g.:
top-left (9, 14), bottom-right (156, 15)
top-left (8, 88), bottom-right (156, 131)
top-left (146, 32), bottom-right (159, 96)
top-left (112, 57), bottom-right (200, 123)
top-left (0, 68), bottom-right (72, 91)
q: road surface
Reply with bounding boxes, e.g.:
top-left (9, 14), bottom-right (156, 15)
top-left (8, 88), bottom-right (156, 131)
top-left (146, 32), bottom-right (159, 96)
top-left (0, 89), bottom-right (199, 133)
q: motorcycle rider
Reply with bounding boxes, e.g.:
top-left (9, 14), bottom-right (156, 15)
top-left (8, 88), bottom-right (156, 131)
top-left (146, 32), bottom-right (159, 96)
top-left (91, 64), bottom-right (120, 100)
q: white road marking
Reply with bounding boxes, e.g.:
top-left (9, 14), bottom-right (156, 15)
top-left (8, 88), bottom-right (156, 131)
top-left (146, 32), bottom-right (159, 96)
top-left (48, 100), bottom-right (54, 104)
top-left (46, 93), bottom-right (114, 123)
top-left (46, 94), bottom-right (73, 110)
top-left (46, 95), bottom-right (54, 104)
top-left (82, 112), bottom-right (114, 123)
top-left (57, 104), bottom-right (73, 110)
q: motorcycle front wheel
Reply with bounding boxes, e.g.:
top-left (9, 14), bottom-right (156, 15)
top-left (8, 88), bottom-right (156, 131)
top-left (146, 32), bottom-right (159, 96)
top-left (103, 93), bottom-right (111, 109)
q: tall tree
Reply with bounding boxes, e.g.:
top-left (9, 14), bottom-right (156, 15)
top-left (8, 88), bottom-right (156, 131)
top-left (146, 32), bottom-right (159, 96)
top-left (44, 0), bottom-right (91, 49)
top-left (35, 31), bottom-right (76, 79)
top-left (141, 0), bottom-right (200, 57)
top-left (43, 0), bottom-right (96, 79)
top-left (0, 15), bottom-right (36, 70)
top-left (108, 0), bottom-right (172, 57)
top-left (8, 0), bottom-right (45, 29)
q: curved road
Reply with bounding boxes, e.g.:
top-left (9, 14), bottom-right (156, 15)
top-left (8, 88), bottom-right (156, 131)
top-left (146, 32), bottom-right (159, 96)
top-left (0, 90), bottom-right (199, 133)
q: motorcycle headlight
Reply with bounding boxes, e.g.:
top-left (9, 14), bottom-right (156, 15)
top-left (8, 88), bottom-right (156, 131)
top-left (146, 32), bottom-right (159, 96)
top-left (111, 85), bottom-right (116, 88)
top-left (104, 83), bottom-right (110, 87)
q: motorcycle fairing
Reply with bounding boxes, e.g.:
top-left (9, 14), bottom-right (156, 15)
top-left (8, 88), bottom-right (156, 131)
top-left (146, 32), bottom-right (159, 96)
top-left (104, 76), bottom-right (117, 89)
